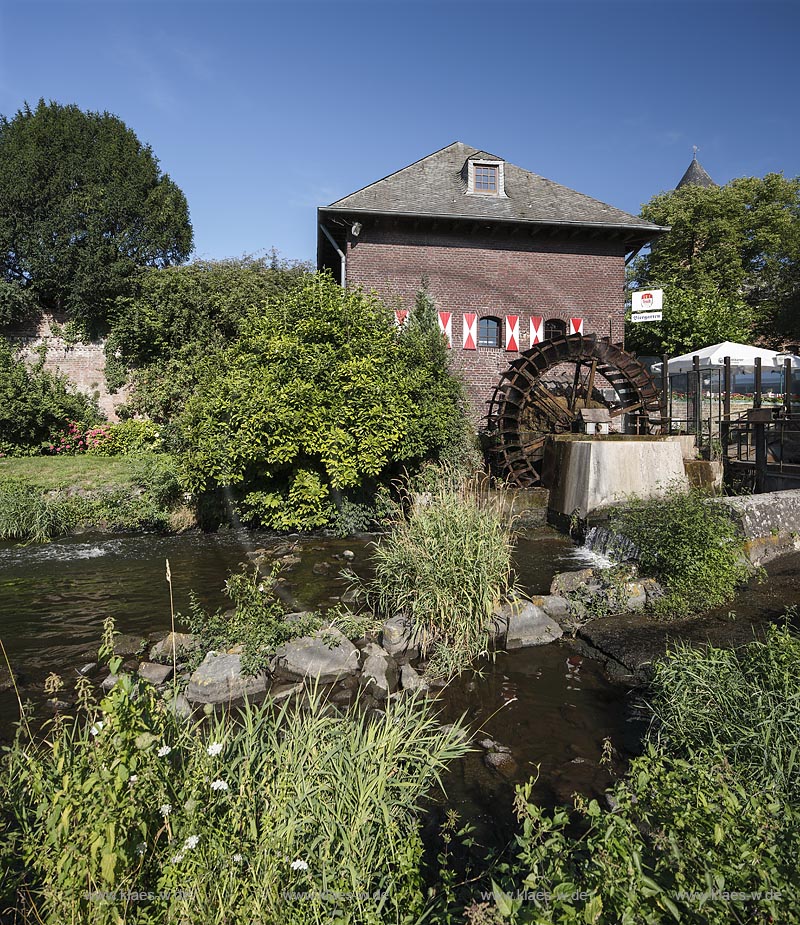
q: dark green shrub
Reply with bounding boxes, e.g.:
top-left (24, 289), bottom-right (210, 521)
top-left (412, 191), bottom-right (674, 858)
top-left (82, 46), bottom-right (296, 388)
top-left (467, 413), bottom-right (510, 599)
top-left (0, 338), bottom-right (101, 454)
top-left (610, 485), bottom-right (751, 615)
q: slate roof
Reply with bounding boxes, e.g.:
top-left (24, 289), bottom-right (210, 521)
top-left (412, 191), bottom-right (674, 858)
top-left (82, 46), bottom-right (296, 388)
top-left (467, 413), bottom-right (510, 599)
top-left (676, 156), bottom-right (715, 189)
top-left (322, 142), bottom-right (665, 234)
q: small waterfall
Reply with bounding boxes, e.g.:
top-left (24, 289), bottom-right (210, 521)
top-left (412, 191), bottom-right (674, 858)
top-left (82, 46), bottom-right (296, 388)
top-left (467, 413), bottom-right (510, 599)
top-left (582, 525), bottom-right (639, 564)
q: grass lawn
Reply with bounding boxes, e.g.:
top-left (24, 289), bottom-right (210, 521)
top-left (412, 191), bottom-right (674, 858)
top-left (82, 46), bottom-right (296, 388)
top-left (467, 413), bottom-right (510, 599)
top-left (0, 456), bottom-right (146, 491)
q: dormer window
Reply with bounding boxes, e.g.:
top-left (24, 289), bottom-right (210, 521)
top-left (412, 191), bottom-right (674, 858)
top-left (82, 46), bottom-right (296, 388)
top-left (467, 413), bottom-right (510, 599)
top-left (474, 165), bottom-right (497, 193)
top-left (466, 158), bottom-right (506, 197)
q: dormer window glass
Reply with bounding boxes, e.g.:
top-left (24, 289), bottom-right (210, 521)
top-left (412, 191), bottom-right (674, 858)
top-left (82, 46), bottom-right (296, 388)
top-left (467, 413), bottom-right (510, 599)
top-left (466, 158), bottom-right (506, 197)
top-left (474, 165), bottom-right (498, 193)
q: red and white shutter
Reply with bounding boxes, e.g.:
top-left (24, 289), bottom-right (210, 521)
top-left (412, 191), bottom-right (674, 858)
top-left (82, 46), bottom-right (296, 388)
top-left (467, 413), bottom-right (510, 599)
top-left (394, 309), bottom-right (409, 327)
top-left (530, 316), bottom-right (543, 346)
top-left (569, 317), bottom-right (584, 335)
top-left (462, 312), bottom-right (477, 350)
top-left (438, 311), bottom-right (452, 348)
top-left (505, 315), bottom-right (520, 352)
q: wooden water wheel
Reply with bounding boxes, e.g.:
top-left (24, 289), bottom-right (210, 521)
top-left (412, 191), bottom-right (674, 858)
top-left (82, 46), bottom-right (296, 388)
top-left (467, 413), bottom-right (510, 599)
top-left (486, 333), bottom-right (665, 487)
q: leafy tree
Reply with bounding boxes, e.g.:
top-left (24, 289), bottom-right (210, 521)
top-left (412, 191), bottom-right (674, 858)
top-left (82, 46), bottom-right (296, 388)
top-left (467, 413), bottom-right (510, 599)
top-left (0, 338), bottom-right (101, 453)
top-left (178, 273), bottom-right (469, 530)
top-left (106, 255), bottom-right (310, 422)
top-left (627, 174), bottom-right (800, 354)
top-left (0, 100), bottom-right (193, 332)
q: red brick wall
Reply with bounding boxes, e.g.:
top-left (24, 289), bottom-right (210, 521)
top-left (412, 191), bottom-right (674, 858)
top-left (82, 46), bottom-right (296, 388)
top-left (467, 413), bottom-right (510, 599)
top-left (345, 226), bottom-right (627, 423)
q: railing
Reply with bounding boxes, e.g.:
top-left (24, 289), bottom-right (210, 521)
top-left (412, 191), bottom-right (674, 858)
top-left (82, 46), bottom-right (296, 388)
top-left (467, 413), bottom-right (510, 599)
top-left (723, 411), bottom-right (800, 492)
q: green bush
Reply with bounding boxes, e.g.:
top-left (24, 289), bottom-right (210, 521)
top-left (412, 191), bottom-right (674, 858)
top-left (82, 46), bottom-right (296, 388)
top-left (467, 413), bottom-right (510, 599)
top-left (487, 625), bottom-right (800, 924)
top-left (178, 274), bottom-right (469, 531)
top-left (181, 567), bottom-right (322, 676)
top-left (0, 479), bottom-right (78, 542)
top-left (0, 338), bottom-right (101, 454)
top-left (85, 420), bottom-right (165, 456)
top-left (358, 476), bottom-right (515, 678)
top-left (0, 621), bottom-right (470, 924)
top-left (609, 485), bottom-right (752, 615)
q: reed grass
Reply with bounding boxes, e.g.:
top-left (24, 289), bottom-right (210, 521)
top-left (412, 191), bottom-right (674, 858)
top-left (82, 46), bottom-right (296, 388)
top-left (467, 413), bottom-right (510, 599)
top-left (650, 621), bottom-right (800, 798)
top-left (0, 638), bottom-right (470, 924)
top-left (362, 475), bottom-right (515, 677)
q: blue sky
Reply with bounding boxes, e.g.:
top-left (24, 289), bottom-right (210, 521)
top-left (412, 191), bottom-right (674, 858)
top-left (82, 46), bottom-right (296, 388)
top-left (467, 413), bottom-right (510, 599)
top-left (1, 0), bottom-right (797, 264)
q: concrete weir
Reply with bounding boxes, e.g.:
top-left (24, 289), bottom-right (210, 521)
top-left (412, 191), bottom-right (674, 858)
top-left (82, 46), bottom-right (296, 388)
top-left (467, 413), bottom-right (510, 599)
top-left (546, 436), bottom-right (688, 519)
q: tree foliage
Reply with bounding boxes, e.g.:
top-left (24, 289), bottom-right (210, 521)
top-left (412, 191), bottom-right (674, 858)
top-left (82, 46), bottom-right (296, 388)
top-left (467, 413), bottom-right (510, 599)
top-left (0, 338), bottom-right (100, 454)
top-left (178, 274), bottom-right (468, 530)
top-left (627, 174), bottom-right (800, 354)
top-left (0, 100), bottom-right (193, 331)
top-left (107, 254), bottom-right (310, 421)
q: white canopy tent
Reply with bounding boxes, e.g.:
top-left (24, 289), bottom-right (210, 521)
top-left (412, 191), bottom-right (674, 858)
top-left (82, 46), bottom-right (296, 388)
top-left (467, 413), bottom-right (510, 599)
top-left (651, 341), bottom-right (800, 375)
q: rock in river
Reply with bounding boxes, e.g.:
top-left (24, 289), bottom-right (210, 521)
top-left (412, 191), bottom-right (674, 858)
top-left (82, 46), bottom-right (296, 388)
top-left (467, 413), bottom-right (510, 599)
top-left (186, 652), bottom-right (269, 705)
top-left (272, 627), bottom-right (360, 685)
top-left (359, 643), bottom-right (399, 700)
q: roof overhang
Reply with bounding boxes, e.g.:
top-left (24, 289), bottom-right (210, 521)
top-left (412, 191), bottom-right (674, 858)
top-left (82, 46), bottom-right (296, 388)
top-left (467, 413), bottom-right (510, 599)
top-left (318, 206), bottom-right (669, 249)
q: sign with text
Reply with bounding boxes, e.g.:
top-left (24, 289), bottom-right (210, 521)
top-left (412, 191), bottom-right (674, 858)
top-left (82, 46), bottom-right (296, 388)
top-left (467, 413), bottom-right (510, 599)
top-left (632, 289), bottom-right (663, 313)
top-left (631, 311), bottom-right (663, 323)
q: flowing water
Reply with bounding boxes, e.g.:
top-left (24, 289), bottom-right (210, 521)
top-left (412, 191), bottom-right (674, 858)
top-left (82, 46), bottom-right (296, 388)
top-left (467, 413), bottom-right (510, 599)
top-left (1, 524), bottom-right (796, 842)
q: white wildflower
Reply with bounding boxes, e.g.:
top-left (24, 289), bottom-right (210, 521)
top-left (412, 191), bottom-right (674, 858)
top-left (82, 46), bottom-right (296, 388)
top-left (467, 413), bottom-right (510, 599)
top-left (290, 859), bottom-right (309, 871)
top-left (211, 779), bottom-right (229, 792)
top-left (171, 852), bottom-right (184, 864)
top-left (157, 744), bottom-right (172, 757)
top-left (136, 842), bottom-right (146, 856)
top-left (183, 835), bottom-right (199, 850)
top-left (129, 774), bottom-right (138, 783)
top-left (159, 803), bottom-right (172, 817)
top-left (233, 853), bottom-right (244, 863)
top-left (90, 721), bottom-right (104, 736)
top-left (207, 742), bottom-right (223, 756)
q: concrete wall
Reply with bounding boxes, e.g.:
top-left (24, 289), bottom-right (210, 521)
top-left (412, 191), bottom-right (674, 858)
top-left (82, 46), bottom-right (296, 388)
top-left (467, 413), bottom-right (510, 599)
top-left (546, 437), bottom-right (688, 519)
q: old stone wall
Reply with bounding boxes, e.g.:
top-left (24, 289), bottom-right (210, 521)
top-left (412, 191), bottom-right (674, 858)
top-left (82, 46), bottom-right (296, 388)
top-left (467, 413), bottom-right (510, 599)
top-left (6, 315), bottom-right (127, 420)
top-left (345, 226), bottom-right (628, 423)
top-left (715, 489), bottom-right (800, 565)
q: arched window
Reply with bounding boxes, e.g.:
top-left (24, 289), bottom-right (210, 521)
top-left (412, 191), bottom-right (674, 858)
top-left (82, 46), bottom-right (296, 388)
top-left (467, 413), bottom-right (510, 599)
top-left (544, 318), bottom-right (567, 340)
top-left (478, 316), bottom-right (501, 348)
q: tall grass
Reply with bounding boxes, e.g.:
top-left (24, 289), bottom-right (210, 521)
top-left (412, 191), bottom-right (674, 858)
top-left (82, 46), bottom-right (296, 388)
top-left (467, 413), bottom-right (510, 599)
top-left (650, 622), bottom-right (800, 798)
top-left (0, 620), bottom-right (470, 924)
top-left (361, 476), bottom-right (515, 677)
top-left (0, 479), bottom-right (77, 542)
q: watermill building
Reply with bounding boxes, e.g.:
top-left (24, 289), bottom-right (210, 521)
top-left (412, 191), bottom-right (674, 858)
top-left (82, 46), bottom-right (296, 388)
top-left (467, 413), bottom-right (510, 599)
top-left (317, 142), bottom-right (668, 421)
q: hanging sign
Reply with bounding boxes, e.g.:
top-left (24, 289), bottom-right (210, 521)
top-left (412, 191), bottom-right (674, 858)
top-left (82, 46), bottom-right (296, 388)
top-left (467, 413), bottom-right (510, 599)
top-left (632, 289), bottom-right (663, 313)
top-left (530, 316), bottom-right (543, 346)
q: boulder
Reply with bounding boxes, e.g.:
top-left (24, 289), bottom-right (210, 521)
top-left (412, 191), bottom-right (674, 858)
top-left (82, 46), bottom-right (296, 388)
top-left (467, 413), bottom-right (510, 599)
top-left (149, 632), bottom-right (201, 663)
top-left (381, 616), bottom-right (419, 659)
top-left (505, 602), bottom-right (563, 649)
top-left (113, 634), bottom-right (148, 657)
top-left (186, 652), bottom-right (269, 704)
top-left (399, 662), bottom-right (429, 693)
top-left (484, 750), bottom-right (518, 779)
top-left (533, 594), bottom-right (571, 624)
top-left (138, 662), bottom-right (174, 686)
top-left (359, 643), bottom-right (399, 700)
top-left (624, 581), bottom-right (647, 612)
top-left (273, 627), bottom-right (360, 685)
top-left (164, 691), bottom-right (192, 719)
top-left (101, 673), bottom-right (119, 693)
top-left (550, 569), bottom-right (595, 596)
